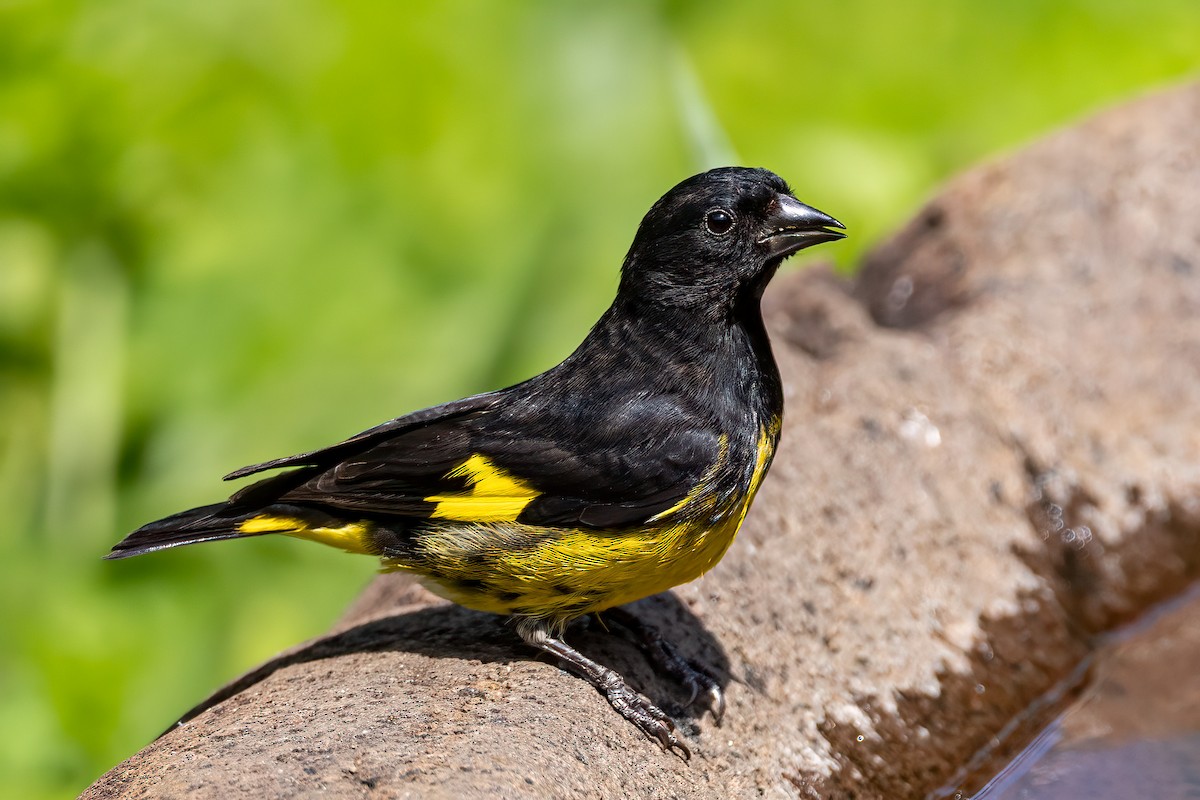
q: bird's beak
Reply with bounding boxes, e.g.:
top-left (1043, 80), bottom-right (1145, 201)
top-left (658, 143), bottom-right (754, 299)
top-left (758, 194), bottom-right (846, 260)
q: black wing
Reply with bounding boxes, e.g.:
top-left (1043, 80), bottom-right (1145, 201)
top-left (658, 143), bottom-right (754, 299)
top-left (225, 388), bottom-right (721, 530)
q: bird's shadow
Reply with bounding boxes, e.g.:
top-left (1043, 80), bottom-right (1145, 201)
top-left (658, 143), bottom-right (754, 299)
top-left (167, 589), bottom-right (731, 737)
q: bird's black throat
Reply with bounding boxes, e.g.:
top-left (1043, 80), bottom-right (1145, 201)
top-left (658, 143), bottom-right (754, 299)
top-left (562, 286), bottom-right (783, 436)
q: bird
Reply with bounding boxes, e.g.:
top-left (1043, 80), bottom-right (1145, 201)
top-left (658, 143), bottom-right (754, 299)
top-left (108, 166), bottom-right (844, 756)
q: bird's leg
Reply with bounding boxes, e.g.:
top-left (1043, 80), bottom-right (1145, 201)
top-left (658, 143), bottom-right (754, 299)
top-left (515, 619), bottom-right (690, 760)
top-left (603, 606), bottom-right (725, 724)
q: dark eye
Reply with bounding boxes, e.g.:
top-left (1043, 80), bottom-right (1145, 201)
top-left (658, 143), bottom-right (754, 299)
top-left (704, 208), bottom-right (735, 236)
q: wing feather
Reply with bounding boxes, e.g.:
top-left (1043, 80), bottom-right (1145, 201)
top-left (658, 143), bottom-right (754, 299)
top-left (223, 388), bottom-right (720, 530)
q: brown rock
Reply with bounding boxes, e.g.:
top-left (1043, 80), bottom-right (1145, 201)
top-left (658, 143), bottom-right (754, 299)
top-left (85, 83), bottom-right (1200, 799)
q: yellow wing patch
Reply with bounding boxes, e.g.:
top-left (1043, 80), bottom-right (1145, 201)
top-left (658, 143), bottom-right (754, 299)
top-left (425, 454), bottom-right (540, 523)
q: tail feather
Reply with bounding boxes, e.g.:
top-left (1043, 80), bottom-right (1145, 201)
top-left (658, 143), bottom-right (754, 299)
top-left (108, 502), bottom-right (380, 559)
top-left (106, 503), bottom-right (265, 559)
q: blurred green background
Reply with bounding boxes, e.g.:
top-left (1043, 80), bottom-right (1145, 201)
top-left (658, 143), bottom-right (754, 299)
top-left (2, 1), bottom-right (1198, 796)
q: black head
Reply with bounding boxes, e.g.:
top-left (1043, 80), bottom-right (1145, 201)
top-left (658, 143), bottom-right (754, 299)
top-left (620, 166), bottom-right (844, 310)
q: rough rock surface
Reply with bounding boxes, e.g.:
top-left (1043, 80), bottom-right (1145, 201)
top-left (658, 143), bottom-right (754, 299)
top-left (85, 83), bottom-right (1200, 799)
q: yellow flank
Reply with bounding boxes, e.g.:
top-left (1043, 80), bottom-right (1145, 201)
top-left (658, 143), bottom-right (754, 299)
top-left (425, 454), bottom-right (539, 523)
top-left (238, 515), bottom-right (374, 555)
top-left (748, 417), bottom-right (778, 499)
top-left (389, 417), bottom-right (783, 625)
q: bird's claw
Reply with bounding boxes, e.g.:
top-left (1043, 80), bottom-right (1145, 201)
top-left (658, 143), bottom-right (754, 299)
top-left (606, 682), bottom-right (691, 760)
top-left (601, 607), bottom-right (726, 725)
top-left (681, 681), bottom-right (724, 724)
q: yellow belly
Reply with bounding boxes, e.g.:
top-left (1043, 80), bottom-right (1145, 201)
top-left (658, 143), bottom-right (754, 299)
top-left (389, 509), bottom-right (746, 622)
top-left (387, 421), bottom-right (778, 623)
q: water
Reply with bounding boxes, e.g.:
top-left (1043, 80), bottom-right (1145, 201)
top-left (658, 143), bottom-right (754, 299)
top-left (943, 586), bottom-right (1200, 799)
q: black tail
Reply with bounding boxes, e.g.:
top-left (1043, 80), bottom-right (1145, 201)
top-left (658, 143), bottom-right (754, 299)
top-left (106, 503), bottom-right (263, 559)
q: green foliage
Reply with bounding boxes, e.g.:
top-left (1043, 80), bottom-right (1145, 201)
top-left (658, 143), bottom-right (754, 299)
top-left (1, 1), bottom-right (1197, 796)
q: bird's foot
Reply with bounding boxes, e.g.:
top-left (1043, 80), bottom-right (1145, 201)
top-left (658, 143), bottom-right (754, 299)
top-left (517, 620), bottom-right (690, 759)
top-left (604, 606), bottom-right (725, 723)
top-left (595, 667), bottom-right (690, 759)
